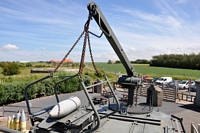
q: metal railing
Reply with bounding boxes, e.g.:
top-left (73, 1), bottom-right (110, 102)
top-left (191, 122), bottom-right (200, 133)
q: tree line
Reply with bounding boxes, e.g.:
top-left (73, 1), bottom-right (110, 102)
top-left (150, 53), bottom-right (200, 70)
top-left (107, 59), bottom-right (150, 64)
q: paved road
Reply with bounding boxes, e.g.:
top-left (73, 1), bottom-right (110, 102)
top-left (0, 89), bottom-right (199, 133)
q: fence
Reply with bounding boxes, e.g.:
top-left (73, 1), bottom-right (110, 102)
top-left (177, 92), bottom-right (196, 102)
top-left (137, 83), bottom-right (177, 102)
top-left (0, 110), bottom-right (3, 117)
top-left (137, 83), bottom-right (196, 102)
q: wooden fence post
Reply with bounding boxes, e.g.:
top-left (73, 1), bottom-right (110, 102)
top-left (182, 93), bottom-right (183, 100)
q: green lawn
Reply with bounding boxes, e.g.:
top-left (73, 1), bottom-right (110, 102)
top-left (88, 63), bottom-right (200, 80)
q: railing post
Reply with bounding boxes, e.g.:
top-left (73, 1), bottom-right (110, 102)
top-left (186, 94), bottom-right (188, 101)
top-left (191, 122), bottom-right (194, 133)
top-left (182, 92), bottom-right (183, 100)
top-left (3, 105), bottom-right (4, 117)
top-left (175, 87), bottom-right (177, 101)
top-left (198, 124), bottom-right (200, 133)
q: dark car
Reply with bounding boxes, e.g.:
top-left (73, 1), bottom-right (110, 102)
top-left (166, 80), bottom-right (175, 88)
top-left (152, 77), bottom-right (159, 83)
top-left (188, 84), bottom-right (197, 92)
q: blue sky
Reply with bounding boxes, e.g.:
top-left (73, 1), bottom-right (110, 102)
top-left (0, 0), bottom-right (200, 62)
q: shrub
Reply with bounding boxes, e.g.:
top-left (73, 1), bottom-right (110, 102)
top-left (82, 75), bottom-right (91, 87)
top-left (36, 82), bottom-right (46, 95)
top-left (43, 80), bottom-right (54, 96)
top-left (27, 84), bottom-right (36, 100)
top-left (115, 60), bottom-right (121, 64)
top-left (1, 82), bottom-right (24, 104)
top-left (107, 60), bottom-right (112, 64)
top-left (56, 76), bottom-right (80, 93)
top-left (0, 71), bottom-right (91, 105)
top-left (0, 84), bottom-right (5, 105)
top-left (1, 62), bottom-right (21, 76)
top-left (26, 63), bottom-right (32, 67)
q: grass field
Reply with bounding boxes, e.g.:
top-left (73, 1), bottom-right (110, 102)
top-left (1, 62), bottom-right (200, 82)
top-left (88, 63), bottom-right (200, 80)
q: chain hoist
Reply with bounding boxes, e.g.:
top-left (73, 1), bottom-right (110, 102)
top-left (53, 15), bottom-right (101, 79)
top-left (53, 30), bottom-right (84, 73)
top-left (87, 33), bottom-right (101, 77)
top-left (78, 17), bottom-right (90, 79)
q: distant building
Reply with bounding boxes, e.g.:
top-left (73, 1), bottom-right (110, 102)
top-left (107, 60), bottom-right (116, 64)
top-left (50, 59), bottom-right (73, 64)
top-left (111, 60), bottom-right (116, 64)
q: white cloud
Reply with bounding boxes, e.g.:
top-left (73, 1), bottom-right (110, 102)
top-left (119, 8), bottom-right (182, 33)
top-left (2, 44), bottom-right (19, 50)
top-left (42, 47), bottom-right (45, 50)
top-left (130, 47), bottom-right (137, 51)
top-left (175, 0), bottom-right (188, 4)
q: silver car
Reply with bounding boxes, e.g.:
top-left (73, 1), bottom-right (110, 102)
top-left (178, 80), bottom-right (195, 89)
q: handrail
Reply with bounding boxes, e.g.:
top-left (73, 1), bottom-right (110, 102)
top-left (83, 75), bottom-right (120, 118)
top-left (80, 80), bottom-right (101, 133)
top-left (101, 75), bottom-right (120, 118)
top-left (80, 75), bottom-right (120, 133)
top-left (191, 122), bottom-right (200, 133)
top-left (84, 80), bottom-right (107, 89)
top-left (24, 74), bottom-right (52, 126)
top-left (171, 115), bottom-right (186, 133)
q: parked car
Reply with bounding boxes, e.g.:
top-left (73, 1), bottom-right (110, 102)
top-left (178, 80), bottom-right (195, 90)
top-left (155, 77), bottom-right (172, 85)
top-left (188, 83), bottom-right (197, 92)
top-left (166, 80), bottom-right (175, 88)
top-left (152, 77), bottom-right (159, 83)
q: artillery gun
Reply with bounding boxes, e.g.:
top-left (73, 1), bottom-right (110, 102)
top-left (0, 1), bottom-right (185, 133)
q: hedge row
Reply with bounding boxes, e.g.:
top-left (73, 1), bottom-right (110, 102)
top-left (0, 75), bottom-right (91, 105)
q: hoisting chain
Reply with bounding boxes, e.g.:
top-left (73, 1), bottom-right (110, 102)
top-left (52, 15), bottom-right (101, 79)
top-left (79, 27), bottom-right (88, 78)
top-left (53, 30), bottom-right (85, 73)
top-left (88, 34), bottom-right (101, 77)
top-left (79, 16), bottom-right (102, 79)
top-left (78, 17), bottom-right (91, 79)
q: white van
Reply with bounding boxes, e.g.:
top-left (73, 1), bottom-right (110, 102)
top-left (156, 77), bottom-right (172, 85)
